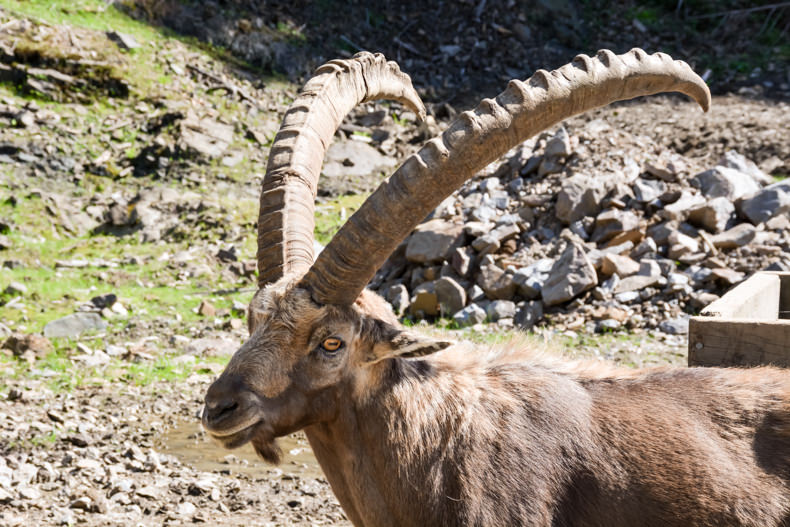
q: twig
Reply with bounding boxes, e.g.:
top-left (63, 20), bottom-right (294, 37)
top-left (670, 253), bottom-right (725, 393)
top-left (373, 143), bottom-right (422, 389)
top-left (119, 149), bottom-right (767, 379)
top-left (186, 64), bottom-right (260, 107)
top-left (339, 34), bottom-right (364, 52)
top-left (393, 37), bottom-right (429, 58)
top-left (191, 287), bottom-right (256, 297)
top-left (687, 2), bottom-right (790, 20)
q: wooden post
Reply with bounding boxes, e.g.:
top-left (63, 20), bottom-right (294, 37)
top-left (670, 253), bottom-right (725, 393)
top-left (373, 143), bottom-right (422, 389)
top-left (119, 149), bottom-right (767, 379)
top-left (688, 272), bottom-right (790, 367)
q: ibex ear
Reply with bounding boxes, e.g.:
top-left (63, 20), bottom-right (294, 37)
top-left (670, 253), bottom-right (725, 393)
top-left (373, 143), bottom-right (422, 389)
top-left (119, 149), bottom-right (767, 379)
top-left (365, 320), bottom-right (452, 364)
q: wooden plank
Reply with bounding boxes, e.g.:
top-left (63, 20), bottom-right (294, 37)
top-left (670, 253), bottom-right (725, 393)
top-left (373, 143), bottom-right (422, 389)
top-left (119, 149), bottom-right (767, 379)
top-left (776, 273), bottom-right (790, 320)
top-left (688, 318), bottom-right (790, 367)
top-left (700, 273), bottom-right (779, 320)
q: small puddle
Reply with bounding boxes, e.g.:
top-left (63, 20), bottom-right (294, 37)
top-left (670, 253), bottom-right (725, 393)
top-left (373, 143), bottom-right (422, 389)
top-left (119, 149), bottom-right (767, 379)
top-left (160, 419), bottom-right (324, 480)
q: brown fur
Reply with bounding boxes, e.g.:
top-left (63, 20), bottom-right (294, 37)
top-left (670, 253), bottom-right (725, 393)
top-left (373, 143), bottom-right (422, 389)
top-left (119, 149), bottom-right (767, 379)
top-left (203, 281), bottom-right (790, 526)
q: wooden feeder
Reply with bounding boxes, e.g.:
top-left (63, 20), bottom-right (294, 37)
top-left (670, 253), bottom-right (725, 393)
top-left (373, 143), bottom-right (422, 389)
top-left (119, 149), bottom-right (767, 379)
top-left (688, 272), bottom-right (790, 367)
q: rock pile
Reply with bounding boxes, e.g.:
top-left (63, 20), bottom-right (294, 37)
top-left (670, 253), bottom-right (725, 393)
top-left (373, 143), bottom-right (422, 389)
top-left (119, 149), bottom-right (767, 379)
top-left (370, 121), bottom-right (790, 333)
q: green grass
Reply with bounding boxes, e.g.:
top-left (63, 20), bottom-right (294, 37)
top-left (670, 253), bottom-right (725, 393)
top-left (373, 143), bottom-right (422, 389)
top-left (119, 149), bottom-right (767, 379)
top-left (314, 194), bottom-right (367, 246)
top-left (0, 187), bottom-right (256, 333)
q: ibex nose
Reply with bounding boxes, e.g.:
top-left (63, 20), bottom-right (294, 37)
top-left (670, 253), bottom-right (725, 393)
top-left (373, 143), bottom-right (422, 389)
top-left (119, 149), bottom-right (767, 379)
top-left (203, 373), bottom-right (246, 430)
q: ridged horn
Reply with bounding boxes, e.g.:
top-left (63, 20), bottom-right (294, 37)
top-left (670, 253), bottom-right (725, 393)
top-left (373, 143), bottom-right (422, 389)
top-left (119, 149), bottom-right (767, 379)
top-left (302, 48), bottom-right (711, 305)
top-left (256, 52), bottom-right (426, 287)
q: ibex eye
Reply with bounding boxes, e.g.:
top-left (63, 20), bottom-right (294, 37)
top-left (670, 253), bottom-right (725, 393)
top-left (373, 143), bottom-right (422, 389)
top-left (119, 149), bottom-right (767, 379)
top-left (321, 337), bottom-right (343, 353)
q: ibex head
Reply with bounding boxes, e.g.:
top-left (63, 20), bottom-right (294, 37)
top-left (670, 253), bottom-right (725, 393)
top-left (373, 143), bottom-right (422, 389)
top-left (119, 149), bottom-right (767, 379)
top-left (202, 50), bottom-right (710, 462)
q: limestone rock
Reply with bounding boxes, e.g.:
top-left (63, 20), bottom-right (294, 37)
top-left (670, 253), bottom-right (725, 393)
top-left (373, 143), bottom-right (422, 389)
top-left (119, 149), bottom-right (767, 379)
top-left (452, 304), bottom-right (486, 327)
top-left (600, 253), bottom-right (640, 277)
top-left (555, 175), bottom-right (604, 224)
top-left (43, 313), bottom-right (107, 338)
top-left (591, 209), bottom-right (640, 244)
top-left (476, 264), bottom-right (517, 300)
top-left (514, 301), bottom-right (543, 330)
top-left (738, 181), bottom-right (790, 224)
top-left (692, 166), bottom-right (760, 201)
top-left (405, 220), bottom-right (465, 264)
top-left (687, 197), bottom-right (734, 233)
top-left (486, 300), bottom-right (516, 322)
top-left (435, 277), bottom-right (467, 316)
top-left (541, 243), bottom-right (597, 306)
top-left (710, 223), bottom-right (757, 249)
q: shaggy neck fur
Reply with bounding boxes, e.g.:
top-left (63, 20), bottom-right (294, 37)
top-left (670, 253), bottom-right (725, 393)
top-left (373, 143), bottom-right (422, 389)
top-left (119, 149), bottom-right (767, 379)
top-left (303, 342), bottom-right (790, 527)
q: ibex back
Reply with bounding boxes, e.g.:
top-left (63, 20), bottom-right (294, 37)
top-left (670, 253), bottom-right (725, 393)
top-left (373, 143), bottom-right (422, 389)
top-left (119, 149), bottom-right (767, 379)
top-left (202, 50), bottom-right (790, 526)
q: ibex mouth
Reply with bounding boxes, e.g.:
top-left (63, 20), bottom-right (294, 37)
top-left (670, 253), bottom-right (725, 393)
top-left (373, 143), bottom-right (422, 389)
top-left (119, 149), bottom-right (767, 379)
top-left (205, 419), bottom-right (282, 464)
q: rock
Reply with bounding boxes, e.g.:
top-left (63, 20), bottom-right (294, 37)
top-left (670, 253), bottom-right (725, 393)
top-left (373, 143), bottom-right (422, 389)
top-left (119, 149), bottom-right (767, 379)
top-left (638, 259), bottom-right (663, 278)
top-left (43, 313), bottom-right (107, 338)
top-left (555, 175), bottom-right (604, 224)
top-left (463, 220), bottom-right (492, 237)
top-left (512, 259), bottom-right (553, 299)
top-left (470, 204), bottom-right (498, 222)
top-left (541, 243), bottom-right (597, 306)
top-left (644, 155), bottom-right (686, 182)
top-left (405, 220), bottom-right (465, 264)
top-left (185, 337), bottom-right (237, 357)
top-left (738, 180), bottom-right (790, 224)
top-left (409, 285), bottom-right (439, 317)
top-left (614, 274), bottom-right (664, 294)
top-left (322, 140), bottom-right (397, 184)
top-left (385, 284), bottom-right (410, 315)
top-left (450, 247), bottom-right (474, 276)
top-left (591, 209), bottom-right (640, 244)
top-left (692, 166), bottom-right (761, 200)
top-left (667, 231), bottom-right (700, 260)
top-left (718, 150), bottom-right (774, 186)
top-left (600, 253), bottom-right (640, 277)
top-left (467, 284), bottom-right (485, 302)
top-left (435, 277), bottom-right (467, 316)
top-left (65, 433), bottom-right (90, 447)
top-left (477, 264), bottom-right (517, 300)
top-left (544, 127), bottom-right (572, 158)
top-left (659, 317), bottom-right (689, 335)
top-left (135, 486), bottom-right (163, 499)
top-left (17, 485), bottom-right (40, 500)
top-left (69, 496), bottom-right (93, 510)
top-left (179, 110), bottom-right (234, 158)
top-left (631, 237), bottom-right (657, 259)
top-left (709, 223), bottom-right (757, 249)
top-left (687, 197), bottom-right (734, 233)
top-left (471, 234), bottom-right (500, 255)
top-left (514, 301), bottom-right (543, 330)
top-left (176, 501), bottom-right (197, 516)
top-left (632, 178), bottom-right (667, 203)
top-left (662, 191), bottom-right (707, 221)
top-left (452, 304), bottom-right (486, 327)
top-left (598, 319), bottom-right (621, 332)
top-left (486, 300), bottom-right (516, 322)
top-left (538, 157), bottom-right (564, 176)
top-left (107, 31), bottom-right (142, 49)
top-left (689, 291), bottom-right (720, 311)
top-left (2, 333), bottom-right (53, 357)
top-left (3, 281), bottom-right (27, 295)
top-left (198, 300), bottom-right (216, 317)
top-left (710, 267), bottom-right (745, 286)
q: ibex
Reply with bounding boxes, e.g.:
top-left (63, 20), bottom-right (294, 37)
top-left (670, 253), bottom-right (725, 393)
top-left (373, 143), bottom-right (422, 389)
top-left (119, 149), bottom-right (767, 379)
top-left (202, 50), bottom-right (790, 526)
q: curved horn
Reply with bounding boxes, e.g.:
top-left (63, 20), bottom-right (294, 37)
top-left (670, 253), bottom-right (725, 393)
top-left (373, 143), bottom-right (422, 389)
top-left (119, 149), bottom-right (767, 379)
top-left (257, 52), bottom-right (426, 287)
top-left (302, 48), bottom-right (711, 305)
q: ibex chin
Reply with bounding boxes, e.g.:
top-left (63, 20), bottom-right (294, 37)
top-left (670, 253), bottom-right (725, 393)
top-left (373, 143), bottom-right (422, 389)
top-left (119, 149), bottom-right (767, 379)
top-left (203, 50), bottom-right (790, 526)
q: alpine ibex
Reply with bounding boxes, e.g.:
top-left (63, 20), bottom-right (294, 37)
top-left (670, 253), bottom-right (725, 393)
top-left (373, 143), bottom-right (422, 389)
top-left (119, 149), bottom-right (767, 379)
top-left (202, 50), bottom-right (790, 526)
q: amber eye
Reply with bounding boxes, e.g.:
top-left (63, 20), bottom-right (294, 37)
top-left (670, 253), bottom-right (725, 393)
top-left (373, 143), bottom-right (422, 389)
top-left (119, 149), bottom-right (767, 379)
top-left (321, 337), bottom-right (343, 353)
